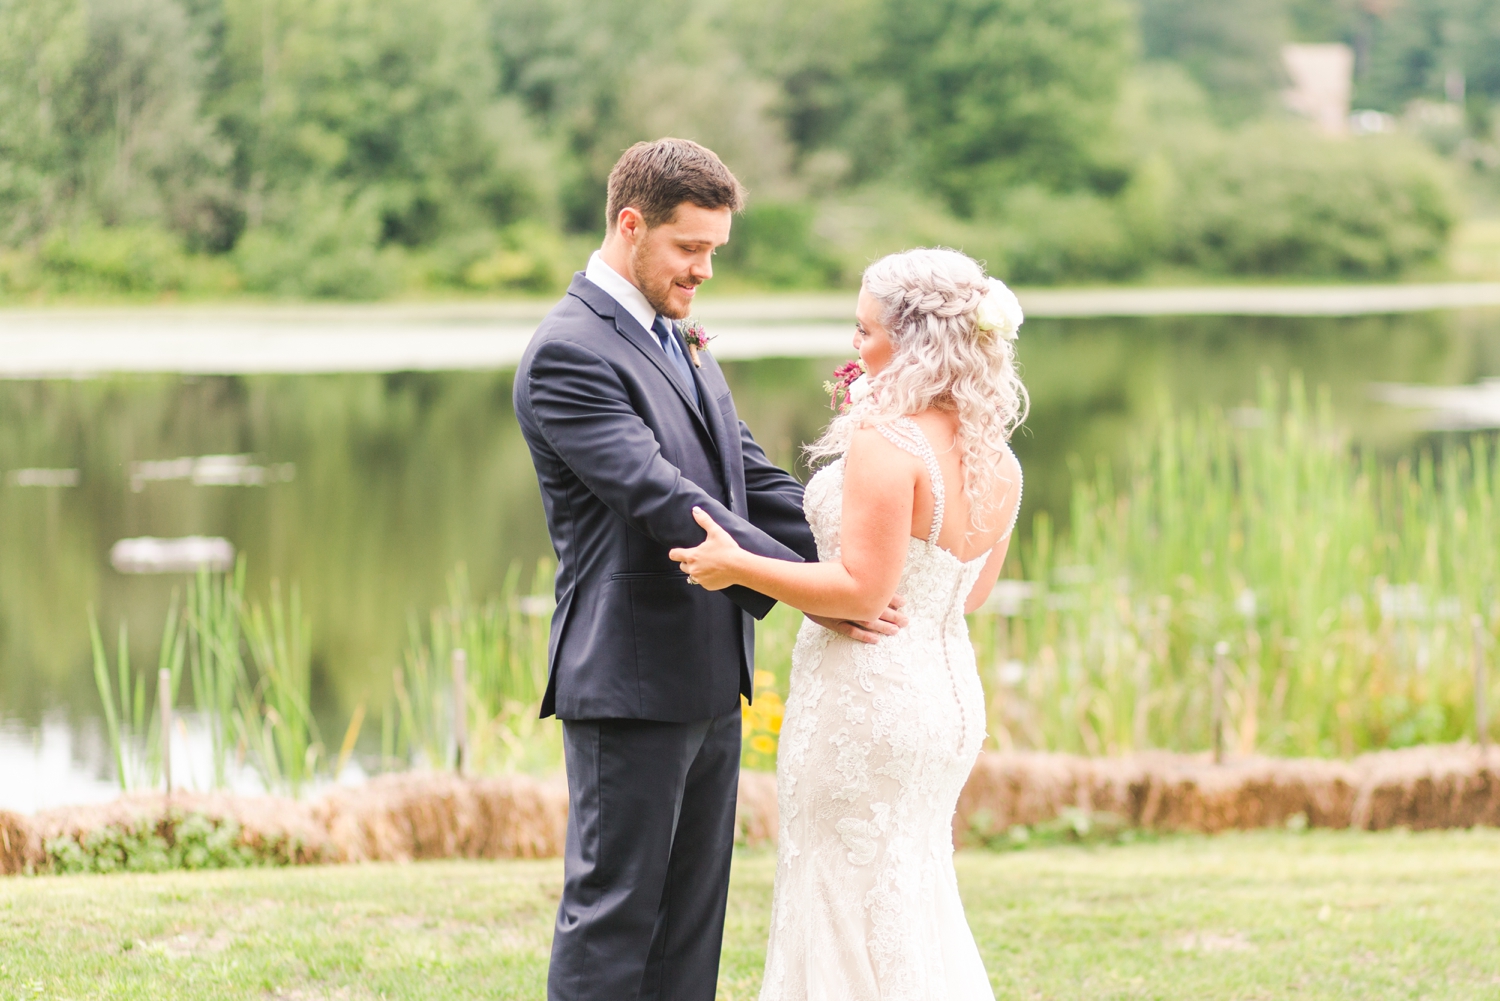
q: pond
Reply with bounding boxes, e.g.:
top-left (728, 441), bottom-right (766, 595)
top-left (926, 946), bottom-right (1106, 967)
top-left (3, 305), bottom-right (1499, 809)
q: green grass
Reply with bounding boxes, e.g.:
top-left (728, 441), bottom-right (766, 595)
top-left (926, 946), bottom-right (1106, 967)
top-left (4, 831), bottom-right (1499, 999)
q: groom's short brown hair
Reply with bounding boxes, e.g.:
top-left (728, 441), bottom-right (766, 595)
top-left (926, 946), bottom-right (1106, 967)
top-left (605, 138), bottom-right (746, 230)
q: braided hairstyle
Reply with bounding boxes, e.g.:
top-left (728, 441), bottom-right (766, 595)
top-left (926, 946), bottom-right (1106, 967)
top-left (807, 247), bottom-right (1028, 531)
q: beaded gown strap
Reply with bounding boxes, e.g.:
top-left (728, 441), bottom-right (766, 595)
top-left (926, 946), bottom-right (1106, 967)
top-left (874, 417), bottom-right (944, 546)
top-left (999, 444), bottom-right (1024, 543)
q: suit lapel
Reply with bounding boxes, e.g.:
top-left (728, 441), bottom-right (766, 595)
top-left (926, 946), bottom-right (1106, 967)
top-left (568, 275), bottom-right (718, 451)
top-left (690, 361), bottom-right (738, 500)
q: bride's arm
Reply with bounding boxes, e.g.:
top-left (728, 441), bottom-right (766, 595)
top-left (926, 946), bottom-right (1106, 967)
top-left (669, 429), bottom-right (918, 621)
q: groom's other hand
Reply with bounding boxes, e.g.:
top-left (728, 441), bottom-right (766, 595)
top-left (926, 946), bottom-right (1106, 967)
top-left (806, 594), bottom-right (907, 645)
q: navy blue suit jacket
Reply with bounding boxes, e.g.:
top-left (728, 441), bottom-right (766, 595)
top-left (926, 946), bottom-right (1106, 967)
top-left (514, 274), bottom-right (819, 722)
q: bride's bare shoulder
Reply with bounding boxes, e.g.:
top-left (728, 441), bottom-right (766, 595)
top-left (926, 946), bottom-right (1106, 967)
top-left (998, 441), bottom-right (1022, 479)
top-left (843, 423), bottom-right (923, 477)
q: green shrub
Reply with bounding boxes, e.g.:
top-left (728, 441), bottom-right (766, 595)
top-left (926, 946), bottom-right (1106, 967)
top-left (988, 185), bottom-right (1149, 284)
top-left (43, 811), bottom-right (284, 875)
top-left (718, 202), bottom-right (844, 288)
top-left (0, 246), bottom-right (43, 296)
top-left (235, 188), bottom-right (400, 299)
top-left (31, 226), bottom-right (237, 296)
top-left (1166, 126), bottom-right (1459, 277)
top-left (457, 221), bottom-right (570, 293)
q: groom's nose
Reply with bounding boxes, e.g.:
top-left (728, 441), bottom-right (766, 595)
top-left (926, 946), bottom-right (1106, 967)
top-left (690, 251), bottom-right (713, 282)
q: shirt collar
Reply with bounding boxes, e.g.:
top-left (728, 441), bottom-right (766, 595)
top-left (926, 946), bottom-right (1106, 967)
top-left (586, 251), bottom-right (662, 336)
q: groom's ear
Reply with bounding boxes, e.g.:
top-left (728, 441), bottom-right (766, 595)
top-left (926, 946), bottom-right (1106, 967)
top-left (613, 206), bottom-right (647, 244)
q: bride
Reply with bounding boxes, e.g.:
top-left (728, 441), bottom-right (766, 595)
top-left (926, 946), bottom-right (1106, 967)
top-left (669, 247), bottom-right (1027, 1000)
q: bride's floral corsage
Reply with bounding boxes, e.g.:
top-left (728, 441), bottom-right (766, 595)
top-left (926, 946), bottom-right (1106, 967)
top-left (678, 318), bottom-right (712, 367)
top-left (974, 278), bottom-right (1024, 342)
top-left (822, 359), bottom-right (868, 412)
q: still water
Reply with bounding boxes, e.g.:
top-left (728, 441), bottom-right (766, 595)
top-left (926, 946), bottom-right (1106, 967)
top-left (3, 307), bottom-right (1499, 806)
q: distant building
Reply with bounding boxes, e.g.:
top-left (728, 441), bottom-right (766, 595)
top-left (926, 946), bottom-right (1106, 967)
top-left (1282, 44), bottom-right (1354, 136)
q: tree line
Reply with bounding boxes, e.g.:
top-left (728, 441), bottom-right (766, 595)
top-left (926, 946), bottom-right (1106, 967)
top-left (0, 0), bottom-right (1494, 298)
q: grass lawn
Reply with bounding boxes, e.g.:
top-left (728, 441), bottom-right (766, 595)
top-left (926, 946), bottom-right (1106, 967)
top-left (3, 830), bottom-right (1499, 1000)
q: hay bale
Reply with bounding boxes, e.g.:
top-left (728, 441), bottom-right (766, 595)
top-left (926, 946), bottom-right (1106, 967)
top-left (949, 744), bottom-right (1500, 837)
top-left (30, 792), bottom-right (332, 866)
top-left (315, 772), bottom-right (568, 863)
top-left (0, 811), bottom-right (40, 875)
top-left (1347, 744), bottom-right (1500, 830)
top-left (954, 751), bottom-right (1088, 835)
top-left (8, 745), bottom-right (1499, 877)
top-left (736, 770), bottom-right (778, 847)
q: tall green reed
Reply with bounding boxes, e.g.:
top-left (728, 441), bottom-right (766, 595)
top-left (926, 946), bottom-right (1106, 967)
top-left (241, 582), bottom-right (323, 796)
top-left (186, 561), bottom-right (247, 789)
top-left (388, 561), bottom-right (559, 774)
top-left (88, 595), bottom-right (185, 790)
top-left (89, 560), bottom-right (328, 796)
top-left (969, 376), bottom-right (1500, 758)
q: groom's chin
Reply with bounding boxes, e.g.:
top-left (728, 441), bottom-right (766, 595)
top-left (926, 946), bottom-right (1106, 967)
top-left (661, 285), bottom-right (697, 319)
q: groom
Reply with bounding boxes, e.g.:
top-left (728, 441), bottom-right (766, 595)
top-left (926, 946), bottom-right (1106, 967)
top-left (514, 138), bottom-right (899, 1000)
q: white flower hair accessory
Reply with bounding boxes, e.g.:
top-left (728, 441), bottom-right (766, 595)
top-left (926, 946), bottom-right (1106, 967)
top-left (847, 374), bottom-right (872, 405)
top-left (973, 278), bottom-right (1023, 342)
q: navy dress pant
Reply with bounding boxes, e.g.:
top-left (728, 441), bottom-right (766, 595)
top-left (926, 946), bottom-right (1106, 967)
top-left (548, 705), bottom-right (742, 1001)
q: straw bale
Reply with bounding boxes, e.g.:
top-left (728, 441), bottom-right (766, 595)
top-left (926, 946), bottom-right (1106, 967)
top-left (30, 792), bottom-right (332, 865)
top-left (0, 810), bottom-right (41, 874)
top-left (314, 772), bottom-right (568, 863)
top-left (952, 744), bottom-right (1500, 837)
top-left (1345, 744), bottom-right (1500, 830)
top-left (14, 744), bottom-right (1492, 876)
top-left (736, 770), bottom-right (778, 846)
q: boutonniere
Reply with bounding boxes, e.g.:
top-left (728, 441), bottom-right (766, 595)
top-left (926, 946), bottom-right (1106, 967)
top-left (822, 359), bottom-right (868, 412)
top-left (677, 318), bottom-right (712, 368)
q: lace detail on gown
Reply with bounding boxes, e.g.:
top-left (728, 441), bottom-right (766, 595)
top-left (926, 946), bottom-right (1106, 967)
top-left (759, 422), bottom-right (1022, 1001)
top-left (873, 418), bottom-right (945, 546)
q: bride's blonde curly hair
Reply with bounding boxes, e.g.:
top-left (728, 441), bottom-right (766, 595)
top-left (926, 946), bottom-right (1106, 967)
top-left (807, 247), bottom-right (1028, 529)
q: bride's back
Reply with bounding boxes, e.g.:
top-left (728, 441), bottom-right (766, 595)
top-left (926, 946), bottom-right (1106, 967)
top-left (896, 409), bottom-right (1022, 563)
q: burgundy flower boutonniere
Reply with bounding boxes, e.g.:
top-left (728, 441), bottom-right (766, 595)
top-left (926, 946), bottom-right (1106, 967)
top-left (678, 319), bottom-right (713, 368)
top-left (822, 359), bottom-right (867, 412)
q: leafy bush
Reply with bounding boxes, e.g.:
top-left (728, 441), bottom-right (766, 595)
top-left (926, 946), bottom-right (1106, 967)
top-left (717, 202), bottom-right (844, 288)
top-left (235, 188), bottom-right (400, 299)
top-left (1165, 126), bottom-right (1459, 277)
top-left (43, 811), bottom-right (294, 875)
top-left (457, 222), bottom-right (571, 293)
top-left (32, 227), bottom-right (236, 296)
top-left (988, 185), bottom-right (1149, 284)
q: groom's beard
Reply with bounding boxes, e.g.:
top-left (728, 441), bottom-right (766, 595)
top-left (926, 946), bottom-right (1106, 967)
top-left (630, 241), bottom-right (699, 320)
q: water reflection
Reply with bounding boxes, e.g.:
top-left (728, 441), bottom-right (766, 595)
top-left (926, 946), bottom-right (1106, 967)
top-left (2, 308), bottom-right (1498, 803)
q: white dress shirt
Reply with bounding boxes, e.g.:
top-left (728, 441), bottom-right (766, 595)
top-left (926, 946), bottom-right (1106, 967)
top-left (585, 251), bottom-right (662, 335)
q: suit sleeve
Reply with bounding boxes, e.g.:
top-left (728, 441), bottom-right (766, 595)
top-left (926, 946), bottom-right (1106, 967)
top-left (523, 339), bottom-right (803, 617)
top-left (739, 420), bottom-right (820, 564)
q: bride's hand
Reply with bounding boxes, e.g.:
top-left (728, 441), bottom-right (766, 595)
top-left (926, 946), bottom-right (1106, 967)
top-left (668, 507), bottom-right (745, 590)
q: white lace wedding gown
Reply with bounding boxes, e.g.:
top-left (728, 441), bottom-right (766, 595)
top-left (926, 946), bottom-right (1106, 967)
top-left (759, 419), bottom-right (1020, 1001)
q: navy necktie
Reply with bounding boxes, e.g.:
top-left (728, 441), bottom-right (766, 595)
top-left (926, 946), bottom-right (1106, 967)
top-left (652, 315), bottom-right (700, 408)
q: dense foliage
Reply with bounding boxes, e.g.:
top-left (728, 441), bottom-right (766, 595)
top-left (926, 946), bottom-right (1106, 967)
top-left (0, 0), bottom-right (1490, 297)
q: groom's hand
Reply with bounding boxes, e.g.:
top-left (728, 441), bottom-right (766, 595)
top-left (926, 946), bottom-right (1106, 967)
top-left (806, 595), bottom-right (907, 645)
